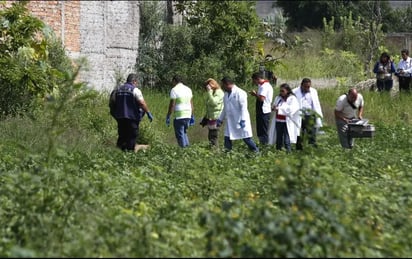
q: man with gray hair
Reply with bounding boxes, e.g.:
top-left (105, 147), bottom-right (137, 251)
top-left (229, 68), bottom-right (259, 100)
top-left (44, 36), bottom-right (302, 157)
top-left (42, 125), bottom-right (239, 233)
top-left (109, 73), bottom-right (153, 151)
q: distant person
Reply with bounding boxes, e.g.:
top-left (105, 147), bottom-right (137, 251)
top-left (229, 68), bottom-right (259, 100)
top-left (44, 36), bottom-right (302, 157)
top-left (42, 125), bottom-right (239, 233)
top-left (200, 78), bottom-right (224, 147)
top-left (292, 78), bottom-right (323, 150)
top-left (109, 73), bottom-right (153, 151)
top-left (250, 72), bottom-right (274, 145)
top-left (166, 75), bottom-right (194, 148)
top-left (395, 49), bottom-right (412, 92)
top-left (373, 52), bottom-right (396, 92)
top-left (217, 76), bottom-right (259, 153)
top-left (259, 54), bottom-right (278, 86)
top-left (268, 83), bottom-right (300, 152)
top-left (334, 88), bottom-right (364, 149)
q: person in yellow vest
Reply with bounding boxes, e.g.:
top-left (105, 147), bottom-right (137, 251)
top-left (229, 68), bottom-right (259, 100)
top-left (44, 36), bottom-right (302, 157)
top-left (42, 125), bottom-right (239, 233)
top-left (166, 75), bottom-right (194, 148)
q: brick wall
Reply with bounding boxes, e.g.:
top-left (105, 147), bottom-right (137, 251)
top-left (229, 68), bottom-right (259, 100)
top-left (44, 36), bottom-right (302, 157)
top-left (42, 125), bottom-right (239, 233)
top-left (1, 0), bottom-right (140, 91)
top-left (2, 1), bottom-right (81, 53)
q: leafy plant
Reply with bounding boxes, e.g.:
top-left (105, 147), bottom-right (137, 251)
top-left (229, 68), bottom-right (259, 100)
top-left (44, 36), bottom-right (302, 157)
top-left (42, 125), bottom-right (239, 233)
top-left (0, 1), bottom-right (73, 118)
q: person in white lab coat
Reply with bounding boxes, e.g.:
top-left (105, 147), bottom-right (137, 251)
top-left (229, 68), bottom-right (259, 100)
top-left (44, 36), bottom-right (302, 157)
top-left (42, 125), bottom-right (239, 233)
top-left (217, 76), bottom-right (259, 152)
top-left (268, 83), bottom-right (300, 152)
top-left (293, 78), bottom-right (323, 150)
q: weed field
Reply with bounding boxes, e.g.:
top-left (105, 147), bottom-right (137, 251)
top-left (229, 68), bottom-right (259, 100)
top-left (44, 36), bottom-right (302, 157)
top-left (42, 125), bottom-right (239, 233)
top-left (0, 86), bottom-right (411, 257)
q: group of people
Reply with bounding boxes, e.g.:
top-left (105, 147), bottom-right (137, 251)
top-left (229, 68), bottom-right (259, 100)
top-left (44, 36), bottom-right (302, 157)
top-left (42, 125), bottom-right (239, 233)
top-left (111, 48), bottom-right (412, 152)
top-left (373, 49), bottom-right (412, 92)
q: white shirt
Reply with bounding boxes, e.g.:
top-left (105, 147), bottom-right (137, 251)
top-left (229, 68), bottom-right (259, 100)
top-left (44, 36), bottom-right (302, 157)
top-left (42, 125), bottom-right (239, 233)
top-left (397, 56), bottom-right (412, 76)
top-left (335, 94), bottom-right (364, 119)
top-left (257, 81), bottom-right (273, 114)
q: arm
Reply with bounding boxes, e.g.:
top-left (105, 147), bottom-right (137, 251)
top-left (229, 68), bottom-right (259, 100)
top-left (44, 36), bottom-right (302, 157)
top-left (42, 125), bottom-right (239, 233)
top-left (250, 90), bottom-right (266, 102)
top-left (357, 106), bottom-right (364, 120)
top-left (372, 62), bottom-right (380, 74)
top-left (167, 99), bottom-right (175, 118)
top-left (138, 99), bottom-right (150, 113)
top-left (390, 62), bottom-right (396, 73)
top-left (335, 109), bottom-right (349, 123)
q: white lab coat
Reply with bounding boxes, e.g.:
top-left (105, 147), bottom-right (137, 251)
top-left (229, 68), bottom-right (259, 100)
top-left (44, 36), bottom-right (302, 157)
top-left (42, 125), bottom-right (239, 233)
top-left (268, 95), bottom-right (301, 145)
top-left (219, 85), bottom-right (253, 140)
top-left (293, 87), bottom-right (323, 128)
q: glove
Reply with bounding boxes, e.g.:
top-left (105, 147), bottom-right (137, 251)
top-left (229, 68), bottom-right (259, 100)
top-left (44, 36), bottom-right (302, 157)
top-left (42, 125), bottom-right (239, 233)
top-left (239, 120), bottom-right (246, 129)
top-left (189, 115), bottom-right (195, 126)
top-left (147, 112), bottom-right (153, 122)
top-left (200, 117), bottom-right (208, 127)
top-left (216, 119), bottom-right (223, 127)
top-left (166, 115), bottom-right (170, 127)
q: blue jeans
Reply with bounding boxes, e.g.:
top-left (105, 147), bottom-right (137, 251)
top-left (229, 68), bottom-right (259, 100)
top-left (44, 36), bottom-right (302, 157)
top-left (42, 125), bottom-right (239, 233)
top-left (174, 118), bottom-right (190, 147)
top-left (224, 136), bottom-right (259, 152)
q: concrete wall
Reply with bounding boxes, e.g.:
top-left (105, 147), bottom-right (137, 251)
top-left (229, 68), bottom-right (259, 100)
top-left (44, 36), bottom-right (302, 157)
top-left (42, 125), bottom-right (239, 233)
top-left (1, 0), bottom-right (140, 91)
top-left (79, 1), bottom-right (140, 91)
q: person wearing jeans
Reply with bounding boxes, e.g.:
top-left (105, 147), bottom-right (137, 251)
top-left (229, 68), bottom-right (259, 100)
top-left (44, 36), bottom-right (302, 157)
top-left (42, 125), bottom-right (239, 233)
top-left (166, 75), bottom-right (194, 148)
top-left (217, 76), bottom-right (259, 153)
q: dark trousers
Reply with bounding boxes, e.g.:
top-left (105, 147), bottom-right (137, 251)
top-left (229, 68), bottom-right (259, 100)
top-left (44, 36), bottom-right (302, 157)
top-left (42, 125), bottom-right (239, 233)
top-left (376, 79), bottom-right (393, 91)
top-left (275, 121), bottom-right (291, 152)
top-left (208, 128), bottom-right (219, 146)
top-left (296, 115), bottom-right (317, 150)
top-left (116, 118), bottom-right (139, 151)
top-left (399, 77), bottom-right (411, 92)
top-left (256, 112), bottom-right (271, 145)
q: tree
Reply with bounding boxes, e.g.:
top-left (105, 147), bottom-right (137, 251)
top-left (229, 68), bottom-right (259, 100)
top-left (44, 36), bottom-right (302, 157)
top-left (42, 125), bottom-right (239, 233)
top-left (160, 0), bottom-right (261, 87)
top-left (276, 0), bottom-right (395, 33)
top-left (0, 1), bottom-right (73, 118)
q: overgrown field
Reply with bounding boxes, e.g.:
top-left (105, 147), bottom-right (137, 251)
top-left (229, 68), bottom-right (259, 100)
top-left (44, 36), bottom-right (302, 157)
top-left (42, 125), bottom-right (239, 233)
top-left (1, 86), bottom-right (411, 257)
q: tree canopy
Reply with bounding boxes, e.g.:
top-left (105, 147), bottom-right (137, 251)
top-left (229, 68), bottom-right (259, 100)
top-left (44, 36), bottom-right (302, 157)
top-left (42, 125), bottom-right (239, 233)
top-left (275, 0), bottom-right (409, 33)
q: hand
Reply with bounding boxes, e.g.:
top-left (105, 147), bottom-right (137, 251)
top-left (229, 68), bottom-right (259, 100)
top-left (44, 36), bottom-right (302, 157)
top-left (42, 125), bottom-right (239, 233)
top-left (166, 115), bottom-right (170, 127)
top-left (249, 90), bottom-right (257, 96)
top-left (206, 84), bottom-right (212, 91)
top-left (147, 112), bottom-right (153, 122)
top-left (189, 115), bottom-right (195, 126)
top-left (200, 117), bottom-right (208, 127)
top-left (216, 119), bottom-right (223, 127)
top-left (239, 120), bottom-right (246, 129)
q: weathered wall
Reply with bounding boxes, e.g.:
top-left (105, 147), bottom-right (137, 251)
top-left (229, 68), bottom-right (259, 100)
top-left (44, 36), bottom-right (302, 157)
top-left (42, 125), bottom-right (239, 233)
top-left (1, 0), bottom-right (140, 91)
top-left (79, 1), bottom-right (140, 91)
top-left (2, 1), bottom-right (81, 53)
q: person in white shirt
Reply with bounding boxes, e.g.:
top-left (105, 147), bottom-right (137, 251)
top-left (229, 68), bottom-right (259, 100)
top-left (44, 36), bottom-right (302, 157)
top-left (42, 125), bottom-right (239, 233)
top-left (166, 75), bottom-right (194, 148)
top-left (292, 78), bottom-right (323, 150)
top-left (250, 72), bottom-right (274, 145)
top-left (334, 88), bottom-right (364, 149)
top-left (396, 49), bottom-right (412, 92)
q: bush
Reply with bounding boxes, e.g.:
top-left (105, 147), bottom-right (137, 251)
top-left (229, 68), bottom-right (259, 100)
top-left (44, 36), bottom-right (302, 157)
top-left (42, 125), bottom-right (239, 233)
top-left (0, 1), bottom-right (73, 118)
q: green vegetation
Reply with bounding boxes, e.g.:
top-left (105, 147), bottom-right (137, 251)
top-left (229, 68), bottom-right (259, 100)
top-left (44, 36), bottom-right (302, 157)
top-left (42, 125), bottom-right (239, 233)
top-left (0, 1), bottom-right (74, 118)
top-left (1, 79), bottom-right (412, 257)
top-left (1, 0), bottom-right (412, 257)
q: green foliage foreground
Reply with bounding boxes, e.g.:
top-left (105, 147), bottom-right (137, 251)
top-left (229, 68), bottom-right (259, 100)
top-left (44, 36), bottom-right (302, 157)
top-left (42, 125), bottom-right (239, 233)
top-left (1, 87), bottom-right (412, 257)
